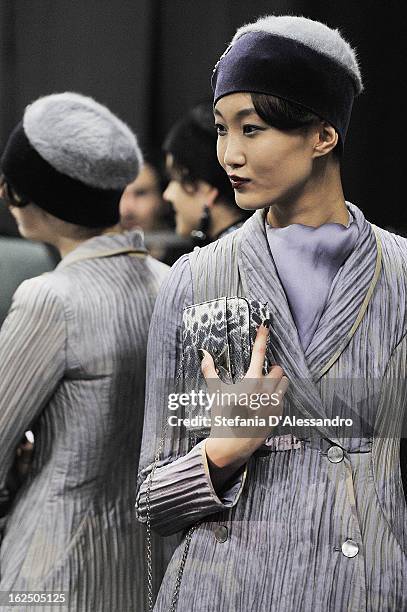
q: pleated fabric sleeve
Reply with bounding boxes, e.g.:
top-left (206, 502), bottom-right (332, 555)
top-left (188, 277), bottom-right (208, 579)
top-left (0, 277), bottom-right (66, 543)
top-left (136, 255), bottom-right (246, 536)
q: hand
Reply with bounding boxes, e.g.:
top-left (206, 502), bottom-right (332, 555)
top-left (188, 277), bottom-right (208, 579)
top-left (15, 434), bottom-right (34, 479)
top-left (201, 321), bottom-right (288, 492)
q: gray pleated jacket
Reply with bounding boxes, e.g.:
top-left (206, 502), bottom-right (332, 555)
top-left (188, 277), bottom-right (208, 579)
top-left (0, 231), bottom-right (168, 611)
top-left (137, 204), bottom-right (407, 611)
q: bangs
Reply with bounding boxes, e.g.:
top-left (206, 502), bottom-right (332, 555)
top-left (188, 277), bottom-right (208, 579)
top-left (251, 93), bottom-right (320, 131)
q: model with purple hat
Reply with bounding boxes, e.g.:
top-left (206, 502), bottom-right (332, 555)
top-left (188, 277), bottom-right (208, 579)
top-left (137, 15), bottom-right (407, 611)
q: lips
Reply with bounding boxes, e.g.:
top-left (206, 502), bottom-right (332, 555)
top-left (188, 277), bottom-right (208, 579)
top-left (228, 175), bottom-right (251, 190)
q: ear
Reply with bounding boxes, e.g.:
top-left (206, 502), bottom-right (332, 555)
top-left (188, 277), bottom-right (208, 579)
top-left (312, 121), bottom-right (338, 158)
top-left (197, 181), bottom-right (219, 208)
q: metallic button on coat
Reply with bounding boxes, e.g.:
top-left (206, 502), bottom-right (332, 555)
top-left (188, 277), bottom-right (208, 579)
top-left (214, 526), bottom-right (228, 543)
top-left (341, 539), bottom-right (359, 558)
top-left (327, 445), bottom-right (344, 463)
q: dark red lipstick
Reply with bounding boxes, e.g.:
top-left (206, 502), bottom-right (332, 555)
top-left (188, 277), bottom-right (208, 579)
top-left (228, 175), bottom-right (251, 189)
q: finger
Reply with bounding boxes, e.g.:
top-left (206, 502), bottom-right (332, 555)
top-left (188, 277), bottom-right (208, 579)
top-left (275, 375), bottom-right (289, 396)
top-left (246, 320), bottom-right (270, 377)
top-left (266, 365), bottom-right (285, 380)
top-left (21, 442), bottom-right (34, 452)
top-left (198, 348), bottom-right (219, 380)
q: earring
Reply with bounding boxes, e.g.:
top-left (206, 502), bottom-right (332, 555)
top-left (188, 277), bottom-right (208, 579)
top-left (190, 204), bottom-right (211, 245)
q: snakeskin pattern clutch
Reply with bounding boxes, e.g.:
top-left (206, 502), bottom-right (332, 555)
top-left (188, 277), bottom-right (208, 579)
top-left (180, 296), bottom-right (271, 441)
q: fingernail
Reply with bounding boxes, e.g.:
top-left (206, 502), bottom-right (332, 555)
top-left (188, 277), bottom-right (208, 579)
top-left (198, 349), bottom-right (205, 362)
top-left (262, 318), bottom-right (271, 329)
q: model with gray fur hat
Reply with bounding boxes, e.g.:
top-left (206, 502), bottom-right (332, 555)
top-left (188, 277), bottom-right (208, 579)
top-left (137, 14), bottom-right (407, 612)
top-left (0, 92), bottom-right (169, 610)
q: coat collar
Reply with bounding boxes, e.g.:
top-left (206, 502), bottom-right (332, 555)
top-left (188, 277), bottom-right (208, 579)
top-left (237, 203), bottom-right (382, 442)
top-left (57, 229), bottom-right (147, 269)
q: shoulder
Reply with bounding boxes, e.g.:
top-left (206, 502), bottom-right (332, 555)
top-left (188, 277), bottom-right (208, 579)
top-left (152, 254), bottom-right (193, 319)
top-left (373, 224), bottom-right (407, 262)
top-left (189, 227), bottom-right (241, 268)
top-left (159, 252), bottom-right (193, 295)
top-left (11, 272), bottom-right (65, 315)
top-left (1, 273), bottom-right (66, 339)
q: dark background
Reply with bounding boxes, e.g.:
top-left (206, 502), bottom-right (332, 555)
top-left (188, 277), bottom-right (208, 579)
top-left (0, 1), bottom-right (405, 231)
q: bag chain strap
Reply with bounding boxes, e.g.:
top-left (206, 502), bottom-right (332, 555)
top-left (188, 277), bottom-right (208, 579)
top-left (145, 360), bottom-right (197, 612)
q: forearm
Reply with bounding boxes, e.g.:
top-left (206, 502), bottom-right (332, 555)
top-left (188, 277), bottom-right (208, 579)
top-left (204, 437), bottom-right (255, 493)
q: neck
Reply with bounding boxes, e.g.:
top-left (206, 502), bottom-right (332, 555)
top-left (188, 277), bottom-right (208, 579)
top-left (208, 203), bottom-right (243, 239)
top-left (54, 226), bottom-right (118, 258)
top-left (266, 158), bottom-right (347, 228)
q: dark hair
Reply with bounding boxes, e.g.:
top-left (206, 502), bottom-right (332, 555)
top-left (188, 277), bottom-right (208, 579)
top-left (163, 102), bottom-right (237, 208)
top-left (251, 93), bottom-right (341, 158)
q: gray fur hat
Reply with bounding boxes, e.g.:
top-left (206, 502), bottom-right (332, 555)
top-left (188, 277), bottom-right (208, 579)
top-left (1, 92), bottom-right (142, 227)
top-left (212, 15), bottom-right (363, 147)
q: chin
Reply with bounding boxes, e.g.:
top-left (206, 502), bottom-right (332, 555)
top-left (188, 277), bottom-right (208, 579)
top-left (120, 218), bottom-right (138, 231)
top-left (235, 194), bottom-right (271, 211)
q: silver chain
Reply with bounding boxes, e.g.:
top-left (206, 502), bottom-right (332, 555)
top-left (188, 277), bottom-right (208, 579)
top-left (145, 422), bottom-right (166, 612)
top-left (145, 360), bottom-right (196, 612)
top-left (168, 525), bottom-right (198, 612)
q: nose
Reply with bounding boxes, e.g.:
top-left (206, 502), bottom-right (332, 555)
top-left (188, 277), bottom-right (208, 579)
top-left (163, 180), bottom-right (177, 204)
top-left (219, 134), bottom-right (245, 170)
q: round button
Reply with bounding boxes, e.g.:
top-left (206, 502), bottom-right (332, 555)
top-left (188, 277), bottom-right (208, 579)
top-left (327, 445), bottom-right (344, 463)
top-left (341, 539), bottom-right (359, 558)
top-left (214, 525), bottom-right (228, 543)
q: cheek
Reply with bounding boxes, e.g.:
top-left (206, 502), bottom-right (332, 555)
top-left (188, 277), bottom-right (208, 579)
top-left (135, 197), bottom-right (158, 220)
top-left (10, 209), bottom-right (37, 237)
top-left (10, 207), bottom-right (25, 227)
top-left (216, 140), bottom-right (226, 168)
top-left (257, 141), bottom-right (312, 183)
top-left (119, 195), bottom-right (134, 215)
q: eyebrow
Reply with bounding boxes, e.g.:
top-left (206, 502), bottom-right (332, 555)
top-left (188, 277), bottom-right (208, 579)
top-left (214, 107), bottom-right (258, 120)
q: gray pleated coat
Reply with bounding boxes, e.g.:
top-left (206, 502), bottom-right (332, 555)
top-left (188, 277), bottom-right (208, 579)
top-left (0, 231), bottom-right (168, 611)
top-left (137, 204), bottom-right (407, 611)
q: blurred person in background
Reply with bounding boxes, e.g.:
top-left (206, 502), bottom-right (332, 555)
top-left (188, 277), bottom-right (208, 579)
top-left (119, 159), bottom-right (187, 265)
top-left (0, 92), bottom-right (168, 611)
top-left (119, 160), bottom-right (170, 233)
top-left (163, 102), bottom-right (251, 246)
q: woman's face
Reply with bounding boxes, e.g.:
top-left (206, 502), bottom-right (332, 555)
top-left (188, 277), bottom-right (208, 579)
top-left (163, 154), bottom-right (207, 237)
top-left (214, 93), bottom-right (319, 210)
top-left (119, 164), bottom-right (163, 232)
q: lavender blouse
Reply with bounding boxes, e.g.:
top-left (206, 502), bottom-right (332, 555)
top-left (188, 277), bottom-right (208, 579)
top-left (265, 211), bottom-right (359, 350)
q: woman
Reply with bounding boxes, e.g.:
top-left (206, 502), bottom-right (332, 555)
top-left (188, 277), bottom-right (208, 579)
top-left (137, 15), bottom-right (407, 612)
top-left (0, 93), bottom-right (168, 611)
top-left (119, 161), bottom-right (170, 233)
top-left (163, 102), bottom-right (250, 246)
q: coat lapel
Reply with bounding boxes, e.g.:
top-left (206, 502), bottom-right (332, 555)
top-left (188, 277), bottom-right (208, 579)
top-left (304, 203), bottom-right (382, 380)
top-left (238, 208), bottom-right (307, 380)
top-left (237, 204), bottom-right (381, 444)
top-left (58, 230), bottom-right (147, 269)
top-left (238, 209), bottom-right (339, 442)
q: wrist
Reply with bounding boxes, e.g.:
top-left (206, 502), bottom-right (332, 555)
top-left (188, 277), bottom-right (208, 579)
top-left (205, 437), bottom-right (256, 470)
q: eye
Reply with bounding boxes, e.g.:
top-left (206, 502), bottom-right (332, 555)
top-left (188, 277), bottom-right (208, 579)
top-left (214, 123), bottom-right (227, 136)
top-left (242, 124), bottom-right (264, 135)
top-left (133, 188), bottom-right (148, 197)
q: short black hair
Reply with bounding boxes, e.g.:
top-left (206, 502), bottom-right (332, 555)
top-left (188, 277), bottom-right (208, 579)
top-left (251, 93), bottom-right (341, 159)
top-left (163, 102), bottom-right (237, 207)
